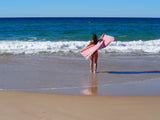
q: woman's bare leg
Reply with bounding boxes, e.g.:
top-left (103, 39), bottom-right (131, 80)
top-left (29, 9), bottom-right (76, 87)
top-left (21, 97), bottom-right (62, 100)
top-left (94, 52), bottom-right (98, 73)
top-left (90, 55), bottom-right (94, 72)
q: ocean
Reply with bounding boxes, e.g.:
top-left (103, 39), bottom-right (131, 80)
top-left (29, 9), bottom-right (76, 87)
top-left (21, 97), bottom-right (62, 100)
top-left (0, 17), bottom-right (160, 55)
top-left (1, 17), bottom-right (160, 95)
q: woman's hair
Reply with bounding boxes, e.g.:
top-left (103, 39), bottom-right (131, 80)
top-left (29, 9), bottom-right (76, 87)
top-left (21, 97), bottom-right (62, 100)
top-left (92, 34), bottom-right (98, 44)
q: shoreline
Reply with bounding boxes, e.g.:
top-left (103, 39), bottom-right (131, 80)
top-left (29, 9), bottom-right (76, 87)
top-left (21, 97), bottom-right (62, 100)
top-left (0, 54), bottom-right (160, 95)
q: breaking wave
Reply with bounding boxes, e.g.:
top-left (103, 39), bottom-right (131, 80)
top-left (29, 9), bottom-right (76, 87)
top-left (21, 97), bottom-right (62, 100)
top-left (0, 39), bottom-right (160, 55)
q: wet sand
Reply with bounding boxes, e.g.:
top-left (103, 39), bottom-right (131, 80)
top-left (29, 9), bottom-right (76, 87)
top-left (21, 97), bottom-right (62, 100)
top-left (0, 55), bottom-right (160, 95)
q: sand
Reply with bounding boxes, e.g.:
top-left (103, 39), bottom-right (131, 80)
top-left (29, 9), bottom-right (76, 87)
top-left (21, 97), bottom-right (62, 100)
top-left (0, 55), bottom-right (160, 119)
top-left (0, 90), bottom-right (160, 120)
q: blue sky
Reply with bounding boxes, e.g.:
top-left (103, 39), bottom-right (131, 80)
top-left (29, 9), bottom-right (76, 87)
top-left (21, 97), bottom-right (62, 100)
top-left (0, 0), bottom-right (159, 17)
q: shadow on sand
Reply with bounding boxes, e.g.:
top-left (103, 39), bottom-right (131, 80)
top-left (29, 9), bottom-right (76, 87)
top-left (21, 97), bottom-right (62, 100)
top-left (97, 70), bottom-right (160, 74)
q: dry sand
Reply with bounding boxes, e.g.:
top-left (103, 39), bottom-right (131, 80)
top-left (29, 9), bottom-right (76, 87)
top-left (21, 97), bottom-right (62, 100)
top-left (0, 90), bottom-right (160, 120)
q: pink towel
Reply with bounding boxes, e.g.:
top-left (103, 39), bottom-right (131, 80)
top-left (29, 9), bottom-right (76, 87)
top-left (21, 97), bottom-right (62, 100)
top-left (80, 34), bottom-right (116, 59)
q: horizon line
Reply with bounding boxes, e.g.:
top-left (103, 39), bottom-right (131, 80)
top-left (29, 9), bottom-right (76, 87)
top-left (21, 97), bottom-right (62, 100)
top-left (0, 16), bottom-right (160, 19)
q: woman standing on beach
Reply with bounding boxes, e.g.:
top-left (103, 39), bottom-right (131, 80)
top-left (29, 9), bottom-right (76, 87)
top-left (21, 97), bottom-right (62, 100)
top-left (86, 34), bottom-right (99, 73)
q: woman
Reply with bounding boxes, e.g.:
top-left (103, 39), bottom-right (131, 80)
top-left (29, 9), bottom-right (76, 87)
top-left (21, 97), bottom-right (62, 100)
top-left (86, 34), bottom-right (98, 73)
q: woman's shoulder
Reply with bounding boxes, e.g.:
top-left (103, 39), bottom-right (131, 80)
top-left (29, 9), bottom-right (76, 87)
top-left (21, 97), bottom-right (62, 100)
top-left (87, 40), bottom-right (94, 47)
top-left (89, 40), bottom-right (95, 45)
top-left (90, 40), bottom-right (94, 44)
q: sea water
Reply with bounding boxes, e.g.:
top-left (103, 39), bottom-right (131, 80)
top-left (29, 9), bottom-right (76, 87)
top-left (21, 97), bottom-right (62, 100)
top-left (1, 17), bottom-right (160, 95)
top-left (0, 17), bottom-right (160, 55)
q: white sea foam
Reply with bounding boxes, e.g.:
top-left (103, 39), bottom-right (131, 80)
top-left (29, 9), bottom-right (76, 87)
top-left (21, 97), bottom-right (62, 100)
top-left (106, 39), bottom-right (160, 54)
top-left (0, 40), bottom-right (87, 55)
top-left (0, 39), bottom-right (160, 55)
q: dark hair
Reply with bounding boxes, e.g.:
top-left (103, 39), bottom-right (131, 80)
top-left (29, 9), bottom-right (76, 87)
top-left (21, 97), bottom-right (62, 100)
top-left (92, 34), bottom-right (98, 44)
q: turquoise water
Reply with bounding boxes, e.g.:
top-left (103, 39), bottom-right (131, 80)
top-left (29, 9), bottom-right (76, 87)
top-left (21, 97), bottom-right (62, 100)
top-left (0, 17), bottom-right (160, 55)
top-left (0, 17), bottom-right (160, 41)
